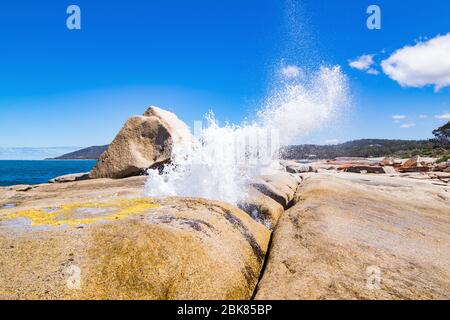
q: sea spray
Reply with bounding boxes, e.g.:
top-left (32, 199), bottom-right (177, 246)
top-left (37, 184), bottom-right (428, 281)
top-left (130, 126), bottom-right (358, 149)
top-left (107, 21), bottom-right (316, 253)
top-left (145, 112), bottom-right (278, 204)
top-left (259, 66), bottom-right (348, 145)
top-left (145, 66), bottom-right (349, 205)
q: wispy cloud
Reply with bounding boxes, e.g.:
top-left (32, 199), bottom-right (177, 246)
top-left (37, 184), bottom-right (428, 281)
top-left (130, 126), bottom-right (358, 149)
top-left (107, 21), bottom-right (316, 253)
top-left (0, 147), bottom-right (81, 160)
top-left (392, 115), bottom-right (406, 120)
top-left (400, 123), bottom-right (416, 129)
top-left (381, 33), bottom-right (450, 91)
top-left (434, 112), bottom-right (450, 120)
top-left (419, 114), bottom-right (428, 119)
top-left (280, 65), bottom-right (302, 78)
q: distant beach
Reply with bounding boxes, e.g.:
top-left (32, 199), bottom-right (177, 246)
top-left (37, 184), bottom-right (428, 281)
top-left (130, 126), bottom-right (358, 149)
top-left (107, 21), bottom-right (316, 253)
top-left (0, 160), bottom-right (96, 186)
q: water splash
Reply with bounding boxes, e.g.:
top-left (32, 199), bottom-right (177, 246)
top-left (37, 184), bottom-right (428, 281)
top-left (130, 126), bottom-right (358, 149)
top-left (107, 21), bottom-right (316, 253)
top-left (145, 66), bottom-right (349, 204)
top-left (259, 66), bottom-right (348, 145)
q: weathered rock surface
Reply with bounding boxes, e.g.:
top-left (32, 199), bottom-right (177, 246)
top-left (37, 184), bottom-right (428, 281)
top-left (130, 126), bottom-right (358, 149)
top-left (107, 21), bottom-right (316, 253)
top-left (339, 165), bottom-right (385, 174)
top-left (282, 161), bottom-right (315, 174)
top-left (398, 155), bottom-right (435, 173)
top-left (309, 155), bottom-right (450, 175)
top-left (255, 172), bottom-right (450, 300)
top-left (402, 155), bottom-right (434, 168)
top-left (5, 184), bottom-right (33, 192)
top-left (90, 107), bottom-right (193, 179)
top-left (381, 166), bottom-right (397, 175)
top-left (379, 157), bottom-right (395, 166)
top-left (49, 172), bottom-right (90, 183)
top-left (0, 178), bottom-right (270, 300)
top-left (434, 161), bottom-right (449, 172)
top-left (251, 172), bottom-right (302, 209)
top-left (310, 158), bottom-right (385, 172)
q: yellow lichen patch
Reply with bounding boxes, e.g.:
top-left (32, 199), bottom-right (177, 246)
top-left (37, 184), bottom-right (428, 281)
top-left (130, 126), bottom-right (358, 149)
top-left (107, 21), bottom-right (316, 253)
top-left (0, 198), bottom-right (159, 227)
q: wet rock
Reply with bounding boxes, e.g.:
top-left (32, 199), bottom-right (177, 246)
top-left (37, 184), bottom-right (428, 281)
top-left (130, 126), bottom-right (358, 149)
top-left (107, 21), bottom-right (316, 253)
top-left (238, 187), bottom-right (284, 230)
top-left (251, 172), bottom-right (302, 208)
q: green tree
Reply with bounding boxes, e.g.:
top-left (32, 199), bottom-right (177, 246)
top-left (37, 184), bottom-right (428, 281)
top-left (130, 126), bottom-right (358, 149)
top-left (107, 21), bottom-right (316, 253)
top-left (432, 121), bottom-right (450, 147)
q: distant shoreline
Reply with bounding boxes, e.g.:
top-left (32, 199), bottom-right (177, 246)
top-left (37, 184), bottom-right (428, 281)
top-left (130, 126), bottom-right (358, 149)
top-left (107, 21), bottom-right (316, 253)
top-left (0, 159), bottom-right (97, 161)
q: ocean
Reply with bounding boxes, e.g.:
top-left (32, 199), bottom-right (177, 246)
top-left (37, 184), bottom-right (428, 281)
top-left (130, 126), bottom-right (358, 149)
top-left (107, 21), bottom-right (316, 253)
top-left (0, 160), bottom-right (96, 186)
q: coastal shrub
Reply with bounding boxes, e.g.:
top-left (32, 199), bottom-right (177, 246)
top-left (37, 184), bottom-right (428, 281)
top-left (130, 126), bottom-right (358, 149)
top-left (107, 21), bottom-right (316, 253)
top-left (436, 153), bottom-right (450, 163)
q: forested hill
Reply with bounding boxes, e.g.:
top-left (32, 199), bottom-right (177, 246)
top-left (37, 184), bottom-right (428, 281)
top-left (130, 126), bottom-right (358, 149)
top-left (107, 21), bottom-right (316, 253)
top-left (280, 139), bottom-right (445, 159)
top-left (51, 139), bottom-right (448, 160)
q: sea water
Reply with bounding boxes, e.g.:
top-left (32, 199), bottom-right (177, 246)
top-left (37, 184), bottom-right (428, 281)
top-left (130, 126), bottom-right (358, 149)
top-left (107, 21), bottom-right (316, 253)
top-left (0, 160), bottom-right (96, 186)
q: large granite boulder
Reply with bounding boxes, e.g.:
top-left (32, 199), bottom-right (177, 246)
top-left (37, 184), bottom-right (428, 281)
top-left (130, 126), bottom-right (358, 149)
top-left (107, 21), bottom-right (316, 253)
top-left (399, 156), bottom-right (435, 173)
top-left (0, 179), bottom-right (270, 300)
top-left (90, 106), bottom-right (193, 179)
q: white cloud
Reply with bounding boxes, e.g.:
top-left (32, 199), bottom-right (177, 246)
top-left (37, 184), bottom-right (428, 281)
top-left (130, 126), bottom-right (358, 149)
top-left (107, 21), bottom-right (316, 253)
top-left (349, 54), bottom-right (375, 71)
top-left (381, 33), bottom-right (450, 91)
top-left (281, 65), bottom-right (302, 78)
top-left (325, 139), bottom-right (339, 145)
top-left (434, 112), bottom-right (450, 120)
top-left (400, 123), bottom-right (416, 129)
top-left (349, 54), bottom-right (379, 75)
top-left (392, 115), bottom-right (406, 120)
top-left (419, 114), bottom-right (428, 119)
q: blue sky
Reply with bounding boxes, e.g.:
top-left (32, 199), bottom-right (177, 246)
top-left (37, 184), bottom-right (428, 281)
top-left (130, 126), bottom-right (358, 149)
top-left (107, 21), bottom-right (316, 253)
top-left (1, 0), bottom-right (449, 155)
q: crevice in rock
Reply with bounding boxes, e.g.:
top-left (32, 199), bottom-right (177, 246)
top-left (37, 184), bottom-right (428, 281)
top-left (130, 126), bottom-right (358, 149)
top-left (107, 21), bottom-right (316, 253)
top-left (249, 177), bottom-right (305, 300)
top-left (250, 228), bottom-right (274, 300)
